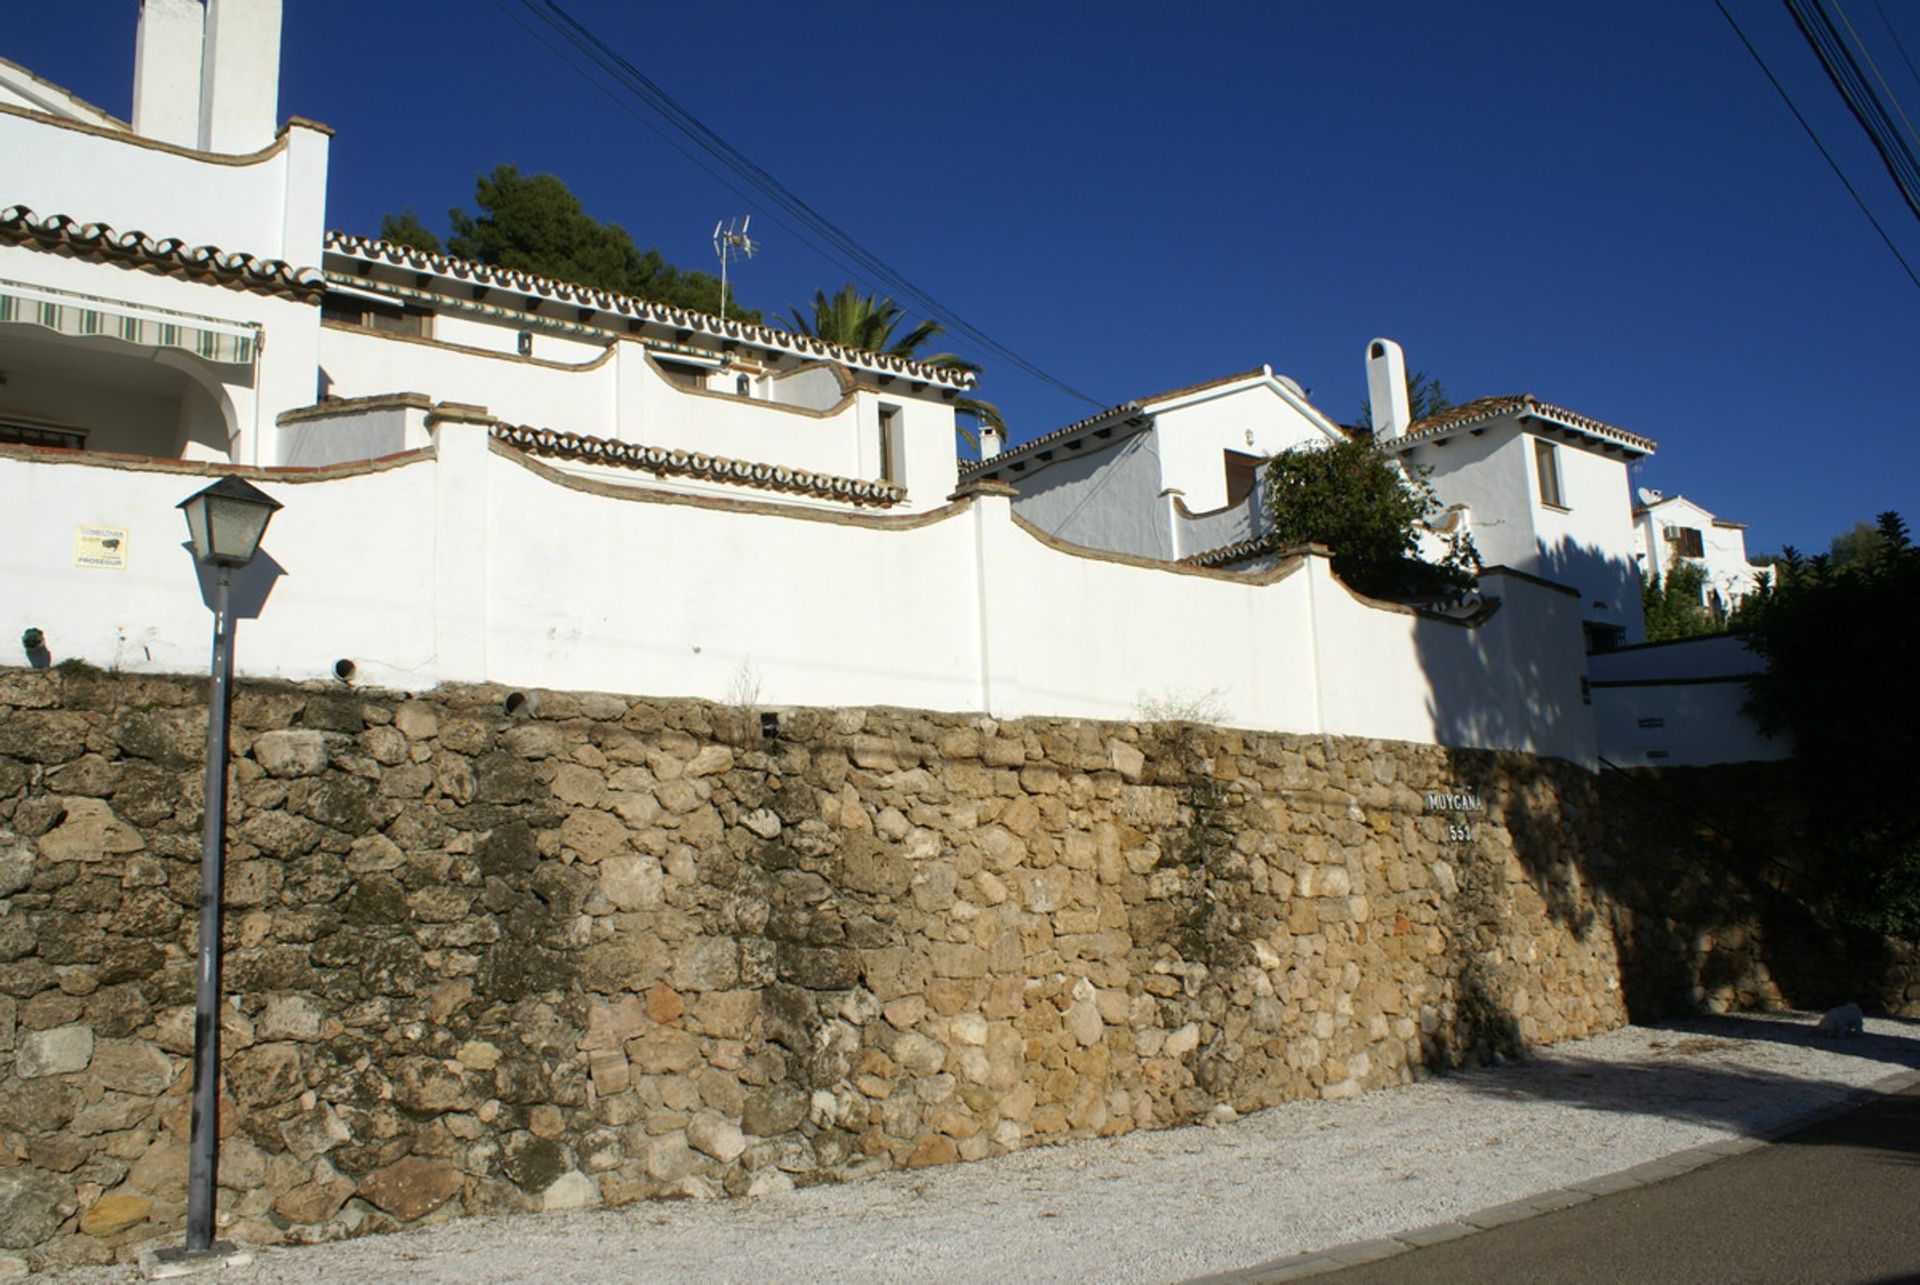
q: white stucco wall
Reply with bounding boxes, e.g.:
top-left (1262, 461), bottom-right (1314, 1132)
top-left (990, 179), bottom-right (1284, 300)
top-left (1, 110), bottom-right (330, 264)
top-left (1526, 432), bottom-right (1644, 640)
top-left (482, 450), bottom-right (981, 711)
top-left (1408, 430), bottom-right (1530, 566)
top-left (313, 330), bottom-right (956, 512)
top-left (0, 452), bottom-right (438, 687)
top-left (278, 405), bottom-right (423, 468)
top-left (1151, 384), bottom-right (1337, 512)
top-left (1414, 423), bottom-right (1644, 642)
top-left (1008, 433), bottom-right (1171, 560)
top-left (0, 435), bottom-right (1602, 766)
top-left (1589, 635), bottom-right (1786, 766)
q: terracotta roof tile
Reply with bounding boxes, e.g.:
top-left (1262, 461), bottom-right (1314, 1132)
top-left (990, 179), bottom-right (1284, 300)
top-left (1393, 393), bottom-right (1656, 455)
top-left (485, 420), bottom-right (904, 508)
top-left (1, 206), bottom-right (324, 299)
top-left (959, 367), bottom-right (1276, 479)
top-left (324, 232), bottom-right (974, 389)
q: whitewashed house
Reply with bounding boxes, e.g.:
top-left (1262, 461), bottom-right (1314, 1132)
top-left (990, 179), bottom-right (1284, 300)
top-left (0, 1), bottom-right (970, 516)
top-left (1631, 489), bottom-right (1763, 614)
top-left (991, 339), bottom-right (1660, 652)
top-left (960, 366), bottom-right (1346, 561)
top-left (1370, 346), bottom-right (1657, 651)
top-left (0, 3), bottom-right (1616, 765)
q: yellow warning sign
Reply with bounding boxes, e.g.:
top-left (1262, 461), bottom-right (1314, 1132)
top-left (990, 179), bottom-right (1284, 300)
top-left (75, 525), bottom-right (128, 571)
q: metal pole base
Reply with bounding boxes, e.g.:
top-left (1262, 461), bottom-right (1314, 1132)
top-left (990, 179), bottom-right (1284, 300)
top-left (144, 1242), bottom-right (255, 1279)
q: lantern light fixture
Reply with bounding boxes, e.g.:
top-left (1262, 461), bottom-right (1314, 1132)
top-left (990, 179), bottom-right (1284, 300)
top-left (176, 475), bottom-right (282, 568)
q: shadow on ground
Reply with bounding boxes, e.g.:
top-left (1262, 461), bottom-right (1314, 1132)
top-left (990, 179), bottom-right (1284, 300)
top-left (1431, 1013), bottom-right (1920, 1155)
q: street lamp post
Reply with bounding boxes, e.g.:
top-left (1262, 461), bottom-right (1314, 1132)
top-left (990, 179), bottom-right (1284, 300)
top-left (170, 476), bottom-right (281, 1260)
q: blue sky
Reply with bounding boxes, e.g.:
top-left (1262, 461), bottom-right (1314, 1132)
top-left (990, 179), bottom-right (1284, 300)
top-left (7, 2), bottom-right (1917, 554)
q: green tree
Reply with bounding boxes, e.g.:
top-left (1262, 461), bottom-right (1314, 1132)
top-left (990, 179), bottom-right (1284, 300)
top-left (1358, 370), bottom-right (1455, 432)
top-left (1262, 436), bottom-right (1480, 598)
top-left (1743, 512), bottom-right (1920, 938)
top-left (787, 283), bottom-right (1004, 442)
top-left (380, 166), bottom-right (757, 321)
top-left (378, 208), bottom-right (442, 254)
top-left (1639, 554), bottom-right (1721, 642)
top-left (1828, 519), bottom-right (1888, 571)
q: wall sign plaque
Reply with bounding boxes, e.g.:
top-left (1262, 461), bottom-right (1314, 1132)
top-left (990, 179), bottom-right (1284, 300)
top-left (1426, 788), bottom-right (1483, 843)
top-left (75, 525), bottom-right (128, 571)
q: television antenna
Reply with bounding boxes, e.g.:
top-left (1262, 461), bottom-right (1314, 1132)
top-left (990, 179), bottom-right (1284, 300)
top-left (713, 216), bottom-right (757, 322)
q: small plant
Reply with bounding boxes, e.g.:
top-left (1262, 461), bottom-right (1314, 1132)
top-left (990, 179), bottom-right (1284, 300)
top-left (54, 656), bottom-right (104, 678)
top-left (726, 659), bottom-right (764, 744)
top-left (1134, 686), bottom-right (1229, 727)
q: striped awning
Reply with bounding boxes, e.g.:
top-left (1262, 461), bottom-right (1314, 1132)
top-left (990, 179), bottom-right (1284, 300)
top-left (0, 278), bottom-right (259, 365)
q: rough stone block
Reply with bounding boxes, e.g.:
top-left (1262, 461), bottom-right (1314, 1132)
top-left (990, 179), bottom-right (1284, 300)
top-left (17, 1023), bottom-right (93, 1078)
top-left (252, 730), bottom-right (333, 778)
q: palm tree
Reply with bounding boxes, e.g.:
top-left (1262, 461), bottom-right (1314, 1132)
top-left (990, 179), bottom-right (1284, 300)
top-left (788, 284), bottom-right (1004, 444)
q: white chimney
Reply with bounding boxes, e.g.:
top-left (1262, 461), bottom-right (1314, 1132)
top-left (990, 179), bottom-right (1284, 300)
top-left (197, 0), bottom-right (283, 154)
top-left (979, 425), bottom-right (1003, 459)
top-left (132, 0), bottom-right (204, 147)
top-left (1365, 337), bottom-right (1411, 442)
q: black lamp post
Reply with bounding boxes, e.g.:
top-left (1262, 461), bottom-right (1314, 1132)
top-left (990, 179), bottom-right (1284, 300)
top-left (171, 476), bottom-right (281, 1260)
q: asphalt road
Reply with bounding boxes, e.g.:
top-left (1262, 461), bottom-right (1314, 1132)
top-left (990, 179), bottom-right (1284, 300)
top-left (1317, 1084), bottom-right (1920, 1285)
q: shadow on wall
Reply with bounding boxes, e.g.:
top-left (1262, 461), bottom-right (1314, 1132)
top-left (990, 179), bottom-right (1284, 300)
top-left (187, 543), bottom-right (286, 621)
top-left (1407, 528), bottom-right (1916, 1049)
top-left (1419, 532), bottom-right (1638, 758)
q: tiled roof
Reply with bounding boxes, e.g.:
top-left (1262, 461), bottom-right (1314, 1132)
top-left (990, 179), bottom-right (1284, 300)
top-left (486, 421), bottom-right (905, 508)
top-left (1393, 394), bottom-right (1657, 455)
top-left (959, 367), bottom-right (1274, 479)
top-left (1180, 533), bottom-right (1277, 569)
top-left (0, 206), bottom-right (325, 299)
top-left (324, 232), bottom-right (974, 390)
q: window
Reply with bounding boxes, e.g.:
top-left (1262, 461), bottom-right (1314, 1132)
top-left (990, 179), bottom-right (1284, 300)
top-left (655, 359), bottom-right (709, 391)
top-left (878, 404), bottom-right (902, 484)
top-left (321, 294), bottom-right (432, 338)
top-left (1583, 622), bottom-right (1624, 654)
top-left (1223, 450), bottom-right (1264, 507)
top-left (1533, 440), bottom-right (1564, 508)
top-left (1663, 525), bottom-right (1704, 558)
top-left (0, 417), bottom-right (85, 450)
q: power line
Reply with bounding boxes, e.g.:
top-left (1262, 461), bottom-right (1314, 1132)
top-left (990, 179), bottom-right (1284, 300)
top-left (1834, 0), bottom-right (1920, 154)
top-left (1871, 0), bottom-right (1920, 104)
top-left (499, 0), bottom-right (1106, 408)
top-left (1784, 0), bottom-right (1920, 224)
top-left (1714, 0), bottom-right (1920, 292)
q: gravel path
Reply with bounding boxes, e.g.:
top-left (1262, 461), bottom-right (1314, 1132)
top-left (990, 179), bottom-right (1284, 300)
top-left (57, 1011), bottom-right (1920, 1284)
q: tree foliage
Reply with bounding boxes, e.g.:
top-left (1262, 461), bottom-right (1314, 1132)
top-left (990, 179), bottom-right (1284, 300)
top-left (1827, 519), bottom-right (1889, 571)
top-left (1639, 555), bottom-right (1722, 642)
top-left (1743, 512), bottom-right (1920, 939)
top-left (379, 166), bottom-right (757, 321)
top-left (1262, 436), bottom-right (1480, 599)
top-left (378, 208), bottom-right (442, 254)
top-left (1358, 369), bottom-right (1455, 431)
top-left (787, 283), bottom-right (1003, 440)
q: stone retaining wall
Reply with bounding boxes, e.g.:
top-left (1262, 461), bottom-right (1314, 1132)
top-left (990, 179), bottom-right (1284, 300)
top-left (0, 668), bottom-right (1908, 1270)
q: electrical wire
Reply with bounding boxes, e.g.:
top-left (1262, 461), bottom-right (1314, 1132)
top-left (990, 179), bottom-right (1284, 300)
top-left (1715, 0), bottom-right (1920, 291)
top-left (1784, 0), bottom-right (1920, 224)
top-left (498, 0), bottom-right (1106, 408)
top-left (1834, 0), bottom-right (1920, 153)
top-left (1872, 0), bottom-right (1920, 98)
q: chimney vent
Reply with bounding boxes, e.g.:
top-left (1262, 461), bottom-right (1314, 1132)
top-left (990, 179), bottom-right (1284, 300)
top-left (1365, 338), bottom-right (1411, 442)
top-left (132, 0), bottom-right (204, 147)
top-left (197, 0), bottom-right (283, 153)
